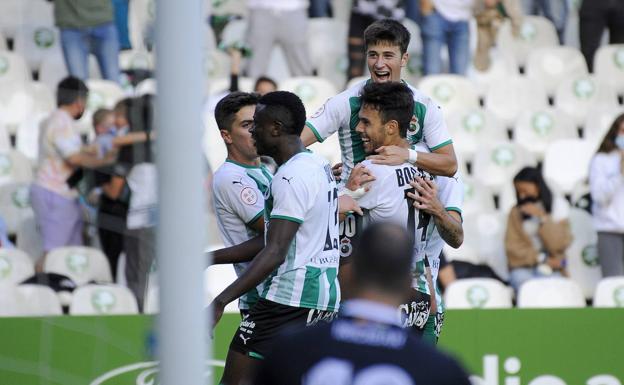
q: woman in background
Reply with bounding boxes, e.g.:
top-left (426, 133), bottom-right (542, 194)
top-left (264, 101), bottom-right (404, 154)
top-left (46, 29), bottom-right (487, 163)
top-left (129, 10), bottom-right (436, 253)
top-left (589, 114), bottom-right (624, 277)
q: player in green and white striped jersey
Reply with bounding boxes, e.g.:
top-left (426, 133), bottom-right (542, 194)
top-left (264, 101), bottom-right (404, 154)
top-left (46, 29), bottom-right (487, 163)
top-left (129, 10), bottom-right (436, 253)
top-left (212, 92), bottom-right (273, 314)
top-left (210, 91), bottom-right (340, 385)
top-left (301, 19), bottom-right (458, 181)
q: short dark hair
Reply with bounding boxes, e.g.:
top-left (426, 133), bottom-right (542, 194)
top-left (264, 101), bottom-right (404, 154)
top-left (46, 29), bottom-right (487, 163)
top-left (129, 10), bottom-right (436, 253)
top-left (353, 222), bottom-right (413, 293)
top-left (92, 108), bottom-right (112, 128)
top-left (215, 92), bottom-right (259, 131)
top-left (56, 76), bottom-right (88, 107)
top-left (257, 91), bottom-right (306, 136)
top-left (360, 82), bottom-right (414, 138)
top-left (597, 113), bottom-right (624, 154)
top-left (254, 76), bottom-right (277, 92)
top-left (364, 19), bottom-right (411, 55)
top-left (513, 166), bottom-right (553, 213)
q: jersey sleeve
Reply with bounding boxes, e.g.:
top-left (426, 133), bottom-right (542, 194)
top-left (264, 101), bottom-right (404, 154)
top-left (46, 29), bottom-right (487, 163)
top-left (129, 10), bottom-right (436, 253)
top-left (305, 93), bottom-right (349, 143)
top-left (436, 173), bottom-right (463, 217)
top-left (423, 97), bottom-right (453, 152)
top-left (270, 172), bottom-right (316, 224)
top-left (216, 176), bottom-right (264, 225)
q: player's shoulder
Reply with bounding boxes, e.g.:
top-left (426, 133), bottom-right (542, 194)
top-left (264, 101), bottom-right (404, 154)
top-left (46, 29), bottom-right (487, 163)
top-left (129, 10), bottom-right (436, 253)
top-left (361, 159), bottom-right (413, 178)
top-left (213, 162), bottom-right (255, 192)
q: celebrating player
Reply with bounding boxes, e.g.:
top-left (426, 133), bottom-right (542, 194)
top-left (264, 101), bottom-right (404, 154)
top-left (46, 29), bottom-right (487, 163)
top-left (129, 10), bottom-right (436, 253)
top-left (300, 19), bottom-right (458, 181)
top-left (209, 91), bottom-right (341, 385)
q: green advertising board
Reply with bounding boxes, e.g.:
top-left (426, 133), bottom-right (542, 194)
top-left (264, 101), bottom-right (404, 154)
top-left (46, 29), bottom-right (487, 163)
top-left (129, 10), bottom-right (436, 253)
top-left (0, 309), bottom-right (622, 384)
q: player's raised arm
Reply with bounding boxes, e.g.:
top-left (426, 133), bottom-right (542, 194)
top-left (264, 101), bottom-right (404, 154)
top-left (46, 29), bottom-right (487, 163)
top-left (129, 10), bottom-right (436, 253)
top-left (209, 234), bottom-right (265, 265)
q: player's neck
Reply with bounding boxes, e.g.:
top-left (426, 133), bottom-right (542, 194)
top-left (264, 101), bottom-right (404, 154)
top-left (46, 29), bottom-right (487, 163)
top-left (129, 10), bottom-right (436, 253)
top-left (384, 137), bottom-right (410, 150)
top-left (273, 136), bottom-right (306, 166)
top-left (226, 150), bottom-right (260, 167)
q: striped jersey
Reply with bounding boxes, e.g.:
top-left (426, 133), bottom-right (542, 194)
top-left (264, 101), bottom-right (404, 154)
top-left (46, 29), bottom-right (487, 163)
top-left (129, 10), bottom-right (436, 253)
top-left (261, 152), bottom-right (340, 312)
top-left (305, 79), bottom-right (452, 183)
top-left (212, 160), bottom-right (273, 310)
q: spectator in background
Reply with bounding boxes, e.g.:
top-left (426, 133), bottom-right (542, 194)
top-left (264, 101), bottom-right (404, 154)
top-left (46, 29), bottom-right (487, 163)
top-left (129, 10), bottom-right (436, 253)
top-left (52, 0), bottom-right (120, 81)
top-left (91, 108), bottom-right (116, 157)
top-left (419, 0), bottom-right (473, 75)
top-left (309, 0), bottom-right (331, 17)
top-left (112, 0), bottom-right (132, 50)
top-left (347, 0), bottom-right (406, 80)
top-left (521, 0), bottom-right (567, 44)
top-left (505, 167), bottom-right (572, 291)
top-left (31, 77), bottom-right (115, 269)
top-left (589, 113), bottom-right (624, 277)
top-left (579, 0), bottom-right (624, 73)
top-left (245, 0), bottom-right (312, 79)
top-left (473, 0), bottom-right (523, 71)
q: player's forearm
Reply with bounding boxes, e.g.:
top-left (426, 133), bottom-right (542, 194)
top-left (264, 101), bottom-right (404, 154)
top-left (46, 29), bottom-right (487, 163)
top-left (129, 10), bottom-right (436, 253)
top-left (214, 244), bottom-right (287, 305)
top-left (300, 124), bottom-right (319, 147)
top-left (433, 211), bottom-right (463, 248)
top-left (415, 151), bottom-right (457, 177)
top-left (209, 235), bottom-right (264, 265)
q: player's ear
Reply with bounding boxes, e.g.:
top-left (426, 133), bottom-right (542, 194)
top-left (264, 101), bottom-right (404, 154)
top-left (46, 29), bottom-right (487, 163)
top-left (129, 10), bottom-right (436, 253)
top-left (401, 51), bottom-right (409, 68)
top-left (220, 129), bottom-right (233, 145)
top-left (271, 121), bottom-right (283, 137)
top-left (386, 120), bottom-right (399, 136)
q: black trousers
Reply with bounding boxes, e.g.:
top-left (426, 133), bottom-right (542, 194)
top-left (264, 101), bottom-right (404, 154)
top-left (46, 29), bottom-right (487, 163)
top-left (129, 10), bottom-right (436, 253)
top-left (579, 0), bottom-right (624, 72)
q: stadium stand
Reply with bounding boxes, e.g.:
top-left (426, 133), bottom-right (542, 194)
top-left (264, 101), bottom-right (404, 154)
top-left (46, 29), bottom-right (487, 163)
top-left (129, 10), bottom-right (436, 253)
top-left (517, 277), bottom-right (586, 308)
top-left (496, 16), bottom-right (559, 70)
top-left (472, 141), bottom-right (537, 194)
top-left (526, 46), bottom-right (588, 97)
top-left (0, 181), bottom-right (34, 235)
top-left (44, 246), bottom-right (113, 286)
top-left (514, 107), bottom-right (577, 161)
top-left (542, 138), bottom-right (595, 194)
top-left (484, 76), bottom-right (549, 130)
top-left (0, 284), bottom-right (62, 316)
top-left (444, 278), bottom-right (513, 309)
top-left (70, 284), bottom-right (139, 315)
top-left (593, 44), bottom-right (624, 96)
top-left (566, 208), bottom-right (602, 299)
top-left (418, 74), bottom-right (480, 116)
top-left (555, 75), bottom-right (619, 128)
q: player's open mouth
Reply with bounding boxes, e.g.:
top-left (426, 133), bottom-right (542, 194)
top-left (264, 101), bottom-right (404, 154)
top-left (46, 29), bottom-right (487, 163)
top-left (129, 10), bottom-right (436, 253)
top-left (374, 71), bottom-right (390, 81)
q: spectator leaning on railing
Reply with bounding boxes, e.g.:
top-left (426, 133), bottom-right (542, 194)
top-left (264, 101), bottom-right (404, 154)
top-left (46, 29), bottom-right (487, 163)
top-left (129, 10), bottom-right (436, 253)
top-left (589, 113), bottom-right (624, 277)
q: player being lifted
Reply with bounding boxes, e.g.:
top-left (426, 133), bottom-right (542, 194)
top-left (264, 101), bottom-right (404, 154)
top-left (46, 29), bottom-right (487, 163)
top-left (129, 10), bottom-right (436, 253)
top-left (212, 92), bottom-right (272, 318)
top-left (209, 91), bottom-right (342, 385)
top-left (301, 19), bottom-right (458, 181)
top-left (343, 82), bottom-right (464, 343)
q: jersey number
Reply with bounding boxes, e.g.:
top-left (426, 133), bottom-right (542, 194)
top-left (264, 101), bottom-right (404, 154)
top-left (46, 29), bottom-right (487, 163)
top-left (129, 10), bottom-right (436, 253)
top-left (324, 188), bottom-right (339, 251)
top-left (404, 188), bottom-right (431, 242)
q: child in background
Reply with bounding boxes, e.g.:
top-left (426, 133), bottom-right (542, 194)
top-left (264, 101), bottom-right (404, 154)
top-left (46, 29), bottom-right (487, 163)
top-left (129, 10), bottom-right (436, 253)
top-left (92, 108), bottom-right (117, 157)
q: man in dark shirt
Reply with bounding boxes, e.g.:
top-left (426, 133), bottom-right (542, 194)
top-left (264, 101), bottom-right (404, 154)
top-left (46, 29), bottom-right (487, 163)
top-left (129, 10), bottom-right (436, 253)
top-left (253, 222), bottom-right (471, 385)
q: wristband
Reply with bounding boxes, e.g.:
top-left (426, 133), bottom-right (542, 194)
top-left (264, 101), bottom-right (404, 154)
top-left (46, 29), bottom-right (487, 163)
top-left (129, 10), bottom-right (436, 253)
top-left (339, 187), bottom-right (366, 200)
top-left (408, 149), bottom-right (418, 164)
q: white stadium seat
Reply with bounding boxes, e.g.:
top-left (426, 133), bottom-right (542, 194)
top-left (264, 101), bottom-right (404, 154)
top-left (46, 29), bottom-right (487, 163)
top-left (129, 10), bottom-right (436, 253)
top-left (484, 76), bottom-right (549, 129)
top-left (418, 75), bottom-right (480, 116)
top-left (39, 53), bottom-right (102, 94)
top-left (0, 82), bottom-right (36, 132)
top-left (0, 149), bottom-right (33, 186)
top-left (15, 216), bottom-right (43, 264)
top-left (204, 50), bottom-right (231, 82)
top-left (135, 78), bottom-right (157, 96)
top-left (70, 284), bottom-right (139, 315)
top-left (593, 44), bottom-right (624, 95)
top-left (467, 54), bottom-right (518, 98)
top-left (496, 16), bottom-right (559, 69)
top-left (566, 208), bottom-right (602, 299)
top-left (514, 107), bottom-right (577, 161)
top-left (542, 139), bottom-right (595, 194)
top-left (308, 132), bottom-right (341, 166)
top-left (0, 0), bottom-right (25, 40)
top-left (16, 112), bottom-right (47, 162)
top-left (0, 248), bottom-right (34, 285)
top-left (526, 46), bottom-right (588, 97)
top-left (0, 284), bottom-right (62, 316)
top-left (13, 24), bottom-right (62, 73)
top-left (461, 176), bottom-right (496, 216)
top-left (280, 77), bottom-right (338, 116)
top-left (0, 123), bottom-right (10, 152)
top-left (517, 277), bottom-right (585, 308)
top-left (203, 114), bottom-right (227, 170)
top-left (472, 141), bottom-right (537, 194)
top-left (555, 75), bottom-right (619, 128)
top-left (593, 277), bottom-right (624, 308)
top-left (118, 49), bottom-right (155, 71)
top-left (446, 108), bottom-right (506, 163)
top-left (444, 278), bottom-right (513, 309)
top-left (0, 182), bottom-right (34, 235)
top-left (144, 285), bottom-right (159, 314)
top-left (220, 19), bottom-right (247, 48)
top-left (128, 0), bottom-right (156, 51)
top-left (583, 107), bottom-right (624, 150)
top-left (0, 51), bottom-right (32, 84)
top-left (346, 76), bottom-right (368, 90)
top-left (0, 32), bottom-right (6, 52)
top-left (44, 246), bottom-right (113, 286)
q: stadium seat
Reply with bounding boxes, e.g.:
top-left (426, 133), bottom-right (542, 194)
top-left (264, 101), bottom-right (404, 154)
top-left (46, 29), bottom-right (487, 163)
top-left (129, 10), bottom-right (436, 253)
top-left (526, 46), bottom-right (588, 97)
top-left (205, 264), bottom-right (239, 313)
top-left (542, 139), bottom-right (595, 194)
top-left (21, 0), bottom-right (54, 26)
top-left (308, 18), bottom-right (348, 68)
top-left (0, 284), bottom-right (62, 316)
top-left (208, 77), bottom-right (255, 95)
top-left (484, 76), bottom-right (549, 129)
top-left (144, 285), bottom-right (159, 314)
top-left (0, 149), bottom-right (33, 186)
top-left (514, 107), bottom-right (577, 161)
top-left (220, 19), bottom-right (247, 48)
top-left (39, 53), bottom-right (102, 93)
top-left (444, 278), bottom-right (513, 309)
top-left (0, 182), bottom-right (34, 235)
top-left (135, 78), bottom-right (157, 96)
top-left (584, 107), bottom-right (624, 150)
top-left (204, 50), bottom-right (231, 82)
top-left (0, 248), bottom-right (34, 285)
top-left (0, 31), bottom-right (6, 51)
top-left (128, 0), bottom-right (156, 51)
top-left (593, 44), bottom-right (624, 95)
top-left (496, 16), bottom-right (559, 69)
top-left (70, 284), bottom-right (139, 315)
top-left (16, 112), bottom-right (47, 162)
top-left (15, 215), bottom-right (43, 263)
top-left (211, 0), bottom-right (247, 17)
top-left (346, 76), bottom-right (368, 90)
top-left (472, 141), bottom-right (537, 194)
top-left (119, 49), bottom-right (155, 71)
top-left (418, 75), bottom-right (480, 116)
top-left (75, 80), bottom-right (125, 134)
top-left (446, 108), bottom-right (506, 163)
top-left (0, 123), bottom-right (9, 152)
top-left (44, 246), bottom-right (113, 286)
top-left (461, 176), bottom-right (496, 216)
top-left (0, 51), bottom-right (32, 84)
top-left (466, 54), bottom-right (518, 98)
top-left (0, 82), bottom-right (36, 133)
top-left (307, 132), bottom-right (341, 166)
top-left (29, 81), bottom-right (55, 114)
top-left (203, 114), bottom-right (227, 170)
top-left (13, 24), bottom-right (61, 73)
top-left (555, 76), bottom-right (619, 128)
top-left (593, 277), bottom-right (624, 308)
top-left (517, 277), bottom-right (586, 308)
top-left (0, 0), bottom-right (23, 40)
top-left (570, 181), bottom-right (591, 212)
top-left (280, 77), bottom-right (338, 116)
top-left (566, 208), bottom-right (602, 299)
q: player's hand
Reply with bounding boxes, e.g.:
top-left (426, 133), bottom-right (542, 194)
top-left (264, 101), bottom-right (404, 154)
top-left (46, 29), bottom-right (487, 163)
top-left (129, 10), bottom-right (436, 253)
top-left (367, 146), bottom-right (409, 166)
top-left (345, 164), bottom-right (375, 192)
top-left (209, 296), bottom-right (226, 330)
top-left (407, 177), bottom-right (444, 217)
top-left (331, 162), bottom-right (343, 182)
top-left (339, 195), bottom-right (363, 216)
top-left (519, 203), bottom-right (546, 219)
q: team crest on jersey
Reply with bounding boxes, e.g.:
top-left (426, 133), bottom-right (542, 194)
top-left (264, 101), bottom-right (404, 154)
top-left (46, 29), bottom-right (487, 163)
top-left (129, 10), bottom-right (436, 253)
top-left (407, 115), bottom-right (421, 144)
top-left (311, 101), bottom-right (326, 118)
top-left (240, 187), bottom-right (258, 205)
top-left (339, 238), bottom-right (353, 258)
